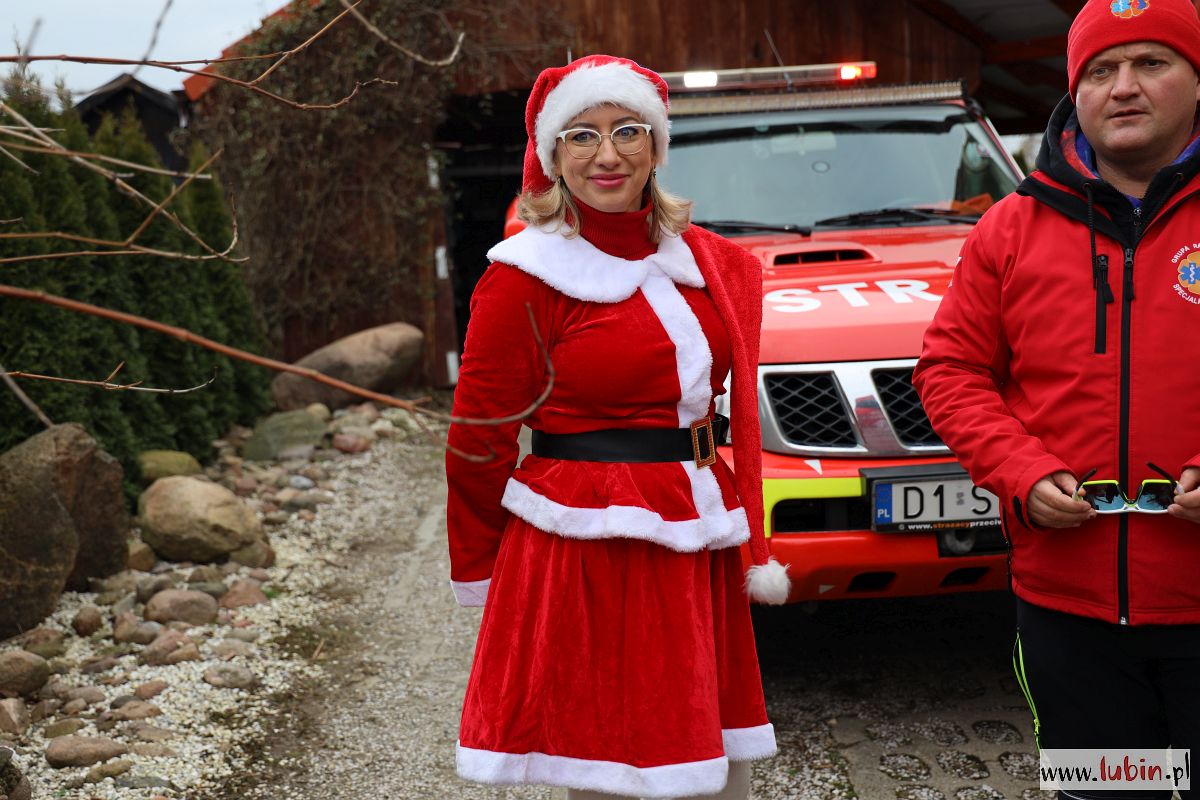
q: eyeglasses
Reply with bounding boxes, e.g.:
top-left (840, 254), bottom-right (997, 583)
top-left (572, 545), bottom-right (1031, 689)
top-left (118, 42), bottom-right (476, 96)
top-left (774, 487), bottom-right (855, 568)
top-left (1073, 462), bottom-right (1181, 513)
top-left (556, 123), bottom-right (652, 159)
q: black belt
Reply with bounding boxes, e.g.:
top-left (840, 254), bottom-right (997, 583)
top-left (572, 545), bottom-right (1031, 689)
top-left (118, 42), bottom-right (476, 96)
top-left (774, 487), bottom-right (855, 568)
top-left (531, 415), bottom-right (728, 468)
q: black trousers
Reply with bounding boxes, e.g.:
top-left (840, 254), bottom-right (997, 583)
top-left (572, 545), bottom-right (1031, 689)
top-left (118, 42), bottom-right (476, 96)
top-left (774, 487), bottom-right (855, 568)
top-left (1015, 597), bottom-right (1200, 800)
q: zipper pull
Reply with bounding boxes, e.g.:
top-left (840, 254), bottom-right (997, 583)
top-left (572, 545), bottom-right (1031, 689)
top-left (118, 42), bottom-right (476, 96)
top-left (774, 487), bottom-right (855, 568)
top-left (1124, 248), bottom-right (1136, 300)
top-left (1097, 255), bottom-right (1114, 303)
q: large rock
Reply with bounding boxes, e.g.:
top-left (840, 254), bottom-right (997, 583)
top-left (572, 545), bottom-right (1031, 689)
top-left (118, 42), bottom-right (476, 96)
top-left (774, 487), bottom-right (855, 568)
top-left (0, 652), bottom-right (49, 698)
top-left (44, 735), bottom-right (127, 768)
top-left (0, 450), bottom-right (76, 637)
top-left (143, 590), bottom-right (218, 626)
top-left (0, 698), bottom-right (29, 735)
top-left (139, 630), bottom-right (200, 667)
top-left (136, 451), bottom-right (202, 483)
top-left (138, 477), bottom-right (262, 563)
top-left (0, 424), bottom-right (129, 592)
top-left (240, 411), bottom-right (328, 462)
top-left (270, 322), bottom-right (423, 412)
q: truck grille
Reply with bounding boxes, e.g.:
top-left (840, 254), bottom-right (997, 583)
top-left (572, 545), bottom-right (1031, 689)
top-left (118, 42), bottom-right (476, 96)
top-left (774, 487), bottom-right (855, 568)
top-left (762, 373), bottom-right (857, 448)
top-left (872, 368), bottom-right (943, 447)
top-left (759, 359), bottom-right (949, 457)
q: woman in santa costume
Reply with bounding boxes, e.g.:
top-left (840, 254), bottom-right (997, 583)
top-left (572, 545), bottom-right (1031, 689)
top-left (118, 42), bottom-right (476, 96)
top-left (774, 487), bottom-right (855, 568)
top-left (445, 54), bottom-right (789, 800)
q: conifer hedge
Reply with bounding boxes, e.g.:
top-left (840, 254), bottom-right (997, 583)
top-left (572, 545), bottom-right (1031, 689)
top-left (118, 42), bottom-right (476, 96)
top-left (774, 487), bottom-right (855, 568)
top-left (0, 81), bottom-right (272, 498)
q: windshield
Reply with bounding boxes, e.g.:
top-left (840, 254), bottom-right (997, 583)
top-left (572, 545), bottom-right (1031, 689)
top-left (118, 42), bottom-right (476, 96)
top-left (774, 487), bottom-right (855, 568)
top-left (659, 104), bottom-right (1020, 230)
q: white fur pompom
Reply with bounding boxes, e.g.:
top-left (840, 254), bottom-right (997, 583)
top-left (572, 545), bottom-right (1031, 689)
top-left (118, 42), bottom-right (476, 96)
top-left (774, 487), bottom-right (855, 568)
top-left (745, 557), bottom-right (791, 605)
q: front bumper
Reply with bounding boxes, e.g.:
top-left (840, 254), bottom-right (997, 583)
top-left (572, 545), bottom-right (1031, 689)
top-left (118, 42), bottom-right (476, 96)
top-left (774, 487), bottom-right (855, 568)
top-left (733, 448), bottom-right (1009, 603)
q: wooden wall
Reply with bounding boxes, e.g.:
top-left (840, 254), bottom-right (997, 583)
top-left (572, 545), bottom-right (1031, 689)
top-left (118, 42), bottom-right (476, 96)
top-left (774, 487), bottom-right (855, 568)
top-left (459, 0), bottom-right (982, 95)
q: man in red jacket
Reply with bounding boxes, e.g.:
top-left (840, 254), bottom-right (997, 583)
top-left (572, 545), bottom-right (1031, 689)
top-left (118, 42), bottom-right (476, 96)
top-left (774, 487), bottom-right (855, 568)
top-left (914, 0), bottom-right (1200, 795)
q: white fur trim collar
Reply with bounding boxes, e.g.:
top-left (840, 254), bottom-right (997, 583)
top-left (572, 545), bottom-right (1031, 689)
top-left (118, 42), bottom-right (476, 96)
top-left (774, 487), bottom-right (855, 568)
top-left (534, 61), bottom-right (670, 184)
top-left (486, 226), bottom-right (703, 303)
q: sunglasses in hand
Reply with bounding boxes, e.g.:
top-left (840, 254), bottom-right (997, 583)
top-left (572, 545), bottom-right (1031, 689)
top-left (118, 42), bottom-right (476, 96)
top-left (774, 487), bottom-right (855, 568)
top-left (1072, 462), bottom-right (1181, 514)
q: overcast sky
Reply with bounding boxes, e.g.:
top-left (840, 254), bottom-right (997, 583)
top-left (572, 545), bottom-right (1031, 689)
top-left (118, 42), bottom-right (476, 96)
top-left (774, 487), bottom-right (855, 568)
top-left (4, 1), bottom-right (280, 98)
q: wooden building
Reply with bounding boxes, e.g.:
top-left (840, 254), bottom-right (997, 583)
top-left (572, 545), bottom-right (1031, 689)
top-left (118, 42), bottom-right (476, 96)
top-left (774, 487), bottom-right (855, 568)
top-left (188, 0), bottom-right (1200, 382)
top-left (75, 73), bottom-right (186, 174)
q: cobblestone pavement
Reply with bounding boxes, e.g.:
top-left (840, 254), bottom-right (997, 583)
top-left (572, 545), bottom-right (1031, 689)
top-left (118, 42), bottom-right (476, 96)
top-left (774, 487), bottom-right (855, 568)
top-left (752, 593), bottom-right (1052, 800)
top-left (216, 435), bottom-right (1052, 800)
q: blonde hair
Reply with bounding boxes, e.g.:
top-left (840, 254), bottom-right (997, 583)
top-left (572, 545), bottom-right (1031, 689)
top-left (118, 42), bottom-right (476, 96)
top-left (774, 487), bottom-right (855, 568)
top-left (517, 172), bottom-right (693, 243)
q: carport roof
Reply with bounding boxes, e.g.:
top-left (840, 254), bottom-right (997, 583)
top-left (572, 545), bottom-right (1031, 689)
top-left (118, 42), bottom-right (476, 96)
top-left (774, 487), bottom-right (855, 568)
top-left (919, 0), bottom-right (1073, 131)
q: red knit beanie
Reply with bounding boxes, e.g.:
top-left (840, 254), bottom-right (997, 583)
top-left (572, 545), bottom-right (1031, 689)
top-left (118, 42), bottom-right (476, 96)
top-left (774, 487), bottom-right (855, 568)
top-left (521, 55), bottom-right (670, 195)
top-left (1068, 0), bottom-right (1200, 96)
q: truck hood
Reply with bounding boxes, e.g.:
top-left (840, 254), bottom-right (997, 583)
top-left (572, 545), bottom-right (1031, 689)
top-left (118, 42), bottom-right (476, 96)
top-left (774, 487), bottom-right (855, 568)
top-left (733, 225), bottom-right (967, 364)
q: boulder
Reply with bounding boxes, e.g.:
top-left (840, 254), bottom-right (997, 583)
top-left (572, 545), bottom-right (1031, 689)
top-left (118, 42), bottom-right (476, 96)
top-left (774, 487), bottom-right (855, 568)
top-left (304, 403), bottom-right (332, 422)
top-left (138, 631), bottom-right (200, 667)
top-left (203, 664), bottom-right (258, 691)
top-left (113, 613), bottom-right (161, 646)
top-left (71, 607), bottom-right (103, 637)
top-left (332, 433), bottom-right (371, 454)
top-left (270, 322), bottom-right (423, 412)
top-left (133, 680), bottom-right (168, 700)
top-left (229, 539), bottom-right (276, 569)
top-left (126, 539), bottom-right (157, 572)
top-left (138, 477), bottom-right (262, 563)
top-left (0, 443), bottom-right (78, 637)
top-left (136, 451), bottom-right (202, 483)
top-left (0, 699), bottom-right (29, 735)
top-left (0, 424), bottom-right (129, 593)
top-left (44, 735), bottom-right (127, 768)
top-left (0, 759), bottom-right (29, 800)
top-left (143, 590), bottom-right (218, 626)
top-left (219, 580), bottom-right (268, 609)
top-left (241, 411), bottom-right (327, 462)
top-left (20, 628), bottom-right (66, 659)
top-left (42, 718), bottom-right (86, 738)
top-left (0, 652), bottom-right (49, 697)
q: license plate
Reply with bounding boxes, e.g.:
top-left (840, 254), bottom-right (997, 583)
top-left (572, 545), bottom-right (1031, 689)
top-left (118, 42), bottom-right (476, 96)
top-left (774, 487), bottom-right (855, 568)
top-left (872, 476), bottom-right (1000, 532)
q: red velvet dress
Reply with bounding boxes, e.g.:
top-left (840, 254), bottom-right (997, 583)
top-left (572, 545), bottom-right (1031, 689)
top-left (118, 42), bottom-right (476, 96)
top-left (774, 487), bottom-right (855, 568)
top-left (446, 201), bottom-right (774, 798)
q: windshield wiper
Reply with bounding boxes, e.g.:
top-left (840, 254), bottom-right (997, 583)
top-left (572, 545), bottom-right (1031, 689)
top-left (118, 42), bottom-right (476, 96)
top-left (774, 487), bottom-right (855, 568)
top-left (813, 207), bottom-right (981, 228)
top-left (693, 219), bottom-right (812, 236)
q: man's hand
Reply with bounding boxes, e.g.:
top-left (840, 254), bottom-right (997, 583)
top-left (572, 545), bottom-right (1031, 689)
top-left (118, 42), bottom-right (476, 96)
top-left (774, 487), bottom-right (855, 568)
top-left (1027, 471), bottom-right (1095, 528)
top-left (1168, 467), bottom-right (1200, 524)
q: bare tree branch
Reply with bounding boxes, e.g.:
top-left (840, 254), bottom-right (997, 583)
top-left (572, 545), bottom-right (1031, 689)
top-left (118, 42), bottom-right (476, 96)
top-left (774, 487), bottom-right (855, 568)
top-left (0, 100), bottom-right (236, 261)
top-left (132, 0), bottom-right (175, 78)
top-left (0, 142), bottom-right (36, 173)
top-left (0, 150), bottom-right (245, 266)
top-left (2, 361), bottom-right (217, 394)
top-left (0, 1), bottom-right (426, 112)
top-left (15, 18), bottom-right (42, 75)
top-left (0, 222), bottom-right (244, 265)
top-left (0, 137), bottom-right (213, 181)
top-left (337, 0), bottom-right (465, 67)
top-left (0, 285), bottom-right (555, 430)
top-left (0, 362), bottom-right (54, 429)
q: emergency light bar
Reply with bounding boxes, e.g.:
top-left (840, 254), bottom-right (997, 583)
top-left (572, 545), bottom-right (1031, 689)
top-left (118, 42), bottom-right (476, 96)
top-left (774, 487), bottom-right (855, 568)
top-left (669, 81), bottom-right (969, 117)
top-left (661, 62), bottom-right (878, 92)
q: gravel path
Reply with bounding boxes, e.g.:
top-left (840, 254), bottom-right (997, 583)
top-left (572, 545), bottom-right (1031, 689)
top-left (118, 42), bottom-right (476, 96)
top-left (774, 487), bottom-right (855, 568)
top-left (204, 427), bottom-right (554, 800)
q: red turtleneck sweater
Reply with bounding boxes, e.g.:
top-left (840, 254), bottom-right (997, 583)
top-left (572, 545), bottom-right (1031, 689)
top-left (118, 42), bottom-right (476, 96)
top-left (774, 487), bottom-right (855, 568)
top-left (574, 198), bottom-right (657, 260)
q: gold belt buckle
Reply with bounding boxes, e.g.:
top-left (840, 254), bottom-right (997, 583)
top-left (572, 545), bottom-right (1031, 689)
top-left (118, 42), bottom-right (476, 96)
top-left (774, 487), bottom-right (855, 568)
top-left (690, 417), bottom-right (717, 468)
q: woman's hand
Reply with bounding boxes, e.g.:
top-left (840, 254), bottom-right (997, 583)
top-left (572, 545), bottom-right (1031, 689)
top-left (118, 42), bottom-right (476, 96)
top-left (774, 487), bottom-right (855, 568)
top-left (1027, 471), bottom-right (1095, 528)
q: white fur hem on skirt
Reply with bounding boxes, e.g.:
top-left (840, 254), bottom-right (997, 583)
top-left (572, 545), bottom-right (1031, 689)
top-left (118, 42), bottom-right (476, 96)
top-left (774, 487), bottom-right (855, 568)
top-left (456, 724), bottom-right (776, 797)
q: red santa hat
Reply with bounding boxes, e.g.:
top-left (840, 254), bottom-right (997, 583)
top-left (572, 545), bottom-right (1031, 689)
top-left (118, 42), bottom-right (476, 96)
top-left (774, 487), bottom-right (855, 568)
top-left (522, 55), bottom-right (671, 195)
top-left (1067, 0), bottom-right (1200, 97)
